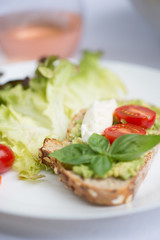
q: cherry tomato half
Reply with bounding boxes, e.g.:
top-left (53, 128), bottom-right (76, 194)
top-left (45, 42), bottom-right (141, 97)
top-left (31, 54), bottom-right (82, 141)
top-left (0, 144), bottom-right (15, 174)
top-left (104, 123), bottom-right (146, 144)
top-left (114, 105), bottom-right (156, 129)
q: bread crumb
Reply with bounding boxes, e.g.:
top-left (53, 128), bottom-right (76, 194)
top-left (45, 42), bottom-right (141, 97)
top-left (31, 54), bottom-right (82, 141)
top-left (54, 167), bottom-right (58, 174)
top-left (112, 195), bottom-right (124, 205)
top-left (88, 189), bottom-right (98, 198)
top-left (126, 195), bottom-right (133, 203)
top-left (76, 181), bottom-right (82, 186)
top-left (43, 157), bottom-right (50, 162)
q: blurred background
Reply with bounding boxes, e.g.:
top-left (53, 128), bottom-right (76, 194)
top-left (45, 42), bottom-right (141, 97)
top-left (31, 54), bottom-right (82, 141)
top-left (0, 0), bottom-right (160, 68)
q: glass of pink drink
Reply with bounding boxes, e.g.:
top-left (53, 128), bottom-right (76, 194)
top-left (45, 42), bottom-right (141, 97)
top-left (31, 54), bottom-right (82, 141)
top-left (0, 0), bottom-right (83, 61)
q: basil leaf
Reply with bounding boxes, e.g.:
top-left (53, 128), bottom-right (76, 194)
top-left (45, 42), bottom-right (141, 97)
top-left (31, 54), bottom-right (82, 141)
top-left (109, 134), bottom-right (160, 161)
top-left (88, 133), bottom-right (110, 154)
top-left (50, 144), bottom-right (95, 165)
top-left (90, 155), bottom-right (112, 177)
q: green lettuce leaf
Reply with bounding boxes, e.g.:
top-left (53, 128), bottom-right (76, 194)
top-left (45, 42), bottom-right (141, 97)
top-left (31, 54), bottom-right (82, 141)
top-left (62, 51), bottom-right (127, 117)
top-left (0, 86), bottom-right (69, 179)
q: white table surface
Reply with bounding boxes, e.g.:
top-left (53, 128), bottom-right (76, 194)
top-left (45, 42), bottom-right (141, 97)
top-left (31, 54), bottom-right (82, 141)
top-left (0, 0), bottom-right (160, 239)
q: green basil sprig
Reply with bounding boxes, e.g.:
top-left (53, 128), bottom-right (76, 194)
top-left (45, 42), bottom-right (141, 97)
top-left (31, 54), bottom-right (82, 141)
top-left (50, 133), bottom-right (160, 177)
top-left (90, 155), bottom-right (112, 177)
top-left (51, 144), bottom-right (95, 165)
top-left (50, 133), bottom-right (112, 177)
top-left (88, 133), bottom-right (110, 154)
top-left (109, 134), bottom-right (160, 161)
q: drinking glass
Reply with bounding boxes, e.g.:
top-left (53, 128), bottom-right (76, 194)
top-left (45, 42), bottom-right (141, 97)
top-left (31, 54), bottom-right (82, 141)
top-left (0, 0), bottom-right (83, 62)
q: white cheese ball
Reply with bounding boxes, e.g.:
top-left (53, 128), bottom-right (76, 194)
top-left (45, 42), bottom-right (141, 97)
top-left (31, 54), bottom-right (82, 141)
top-left (81, 99), bottom-right (117, 143)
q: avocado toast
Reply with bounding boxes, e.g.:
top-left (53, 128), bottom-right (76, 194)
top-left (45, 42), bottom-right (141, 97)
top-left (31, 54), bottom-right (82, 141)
top-left (39, 100), bottom-right (160, 206)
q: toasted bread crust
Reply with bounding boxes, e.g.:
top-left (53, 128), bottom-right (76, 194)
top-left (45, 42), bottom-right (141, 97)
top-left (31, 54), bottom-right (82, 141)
top-left (66, 109), bottom-right (86, 139)
top-left (39, 109), bottom-right (159, 206)
top-left (39, 138), bottom-right (155, 205)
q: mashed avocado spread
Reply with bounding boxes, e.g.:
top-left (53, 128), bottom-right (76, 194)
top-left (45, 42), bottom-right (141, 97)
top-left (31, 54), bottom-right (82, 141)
top-left (68, 100), bottom-right (160, 180)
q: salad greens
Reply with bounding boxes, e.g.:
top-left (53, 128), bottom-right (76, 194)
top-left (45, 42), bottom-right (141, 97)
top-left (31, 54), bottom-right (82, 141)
top-left (0, 51), bottom-right (126, 179)
top-left (50, 133), bottom-right (160, 178)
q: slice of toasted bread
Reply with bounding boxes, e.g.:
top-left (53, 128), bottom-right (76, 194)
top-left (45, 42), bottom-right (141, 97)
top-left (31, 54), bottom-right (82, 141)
top-left (39, 110), bottom-right (159, 206)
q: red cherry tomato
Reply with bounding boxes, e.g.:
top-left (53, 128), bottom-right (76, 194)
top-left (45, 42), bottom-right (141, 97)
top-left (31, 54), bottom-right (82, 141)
top-left (0, 144), bottom-right (15, 174)
top-left (114, 105), bottom-right (156, 129)
top-left (104, 123), bottom-right (146, 144)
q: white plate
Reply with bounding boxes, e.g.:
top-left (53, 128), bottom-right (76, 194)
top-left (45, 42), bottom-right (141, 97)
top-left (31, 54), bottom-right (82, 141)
top-left (0, 60), bottom-right (160, 221)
